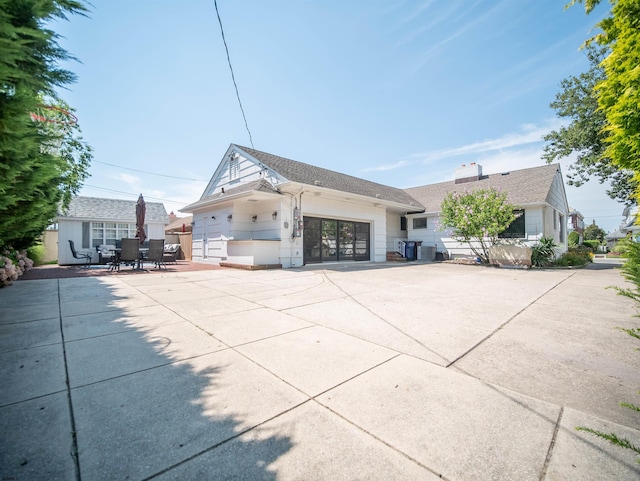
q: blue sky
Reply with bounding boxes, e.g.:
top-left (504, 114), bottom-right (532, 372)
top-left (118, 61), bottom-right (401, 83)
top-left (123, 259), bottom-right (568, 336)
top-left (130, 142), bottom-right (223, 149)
top-left (52, 0), bottom-right (622, 232)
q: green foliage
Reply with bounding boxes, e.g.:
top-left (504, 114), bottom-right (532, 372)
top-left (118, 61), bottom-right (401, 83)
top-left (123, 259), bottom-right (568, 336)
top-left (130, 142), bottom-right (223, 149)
top-left (26, 244), bottom-right (45, 265)
top-left (584, 222), bottom-right (606, 241)
top-left (439, 188), bottom-right (517, 264)
top-left (531, 236), bottom-right (557, 267)
top-left (554, 246), bottom-right (593, 266)
top-left (593, 0), bottom-right (640, 180)
top-left (582, 239), bottom-right (601, 252)
top-left (0, 0), bottom-right (92, 252)
top-left (575, 427), bottom-right (640, 459)
top-left (543, 43), bottom-right (636, 204)
top-left (610, 239), bottom-right (640, 303)
top-left (568, 231), bottom-right (581, 246)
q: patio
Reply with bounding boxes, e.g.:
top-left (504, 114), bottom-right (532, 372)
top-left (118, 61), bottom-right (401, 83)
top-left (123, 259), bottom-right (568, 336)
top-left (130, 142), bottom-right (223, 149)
top-left (2, 261), bottom-right (639, 480)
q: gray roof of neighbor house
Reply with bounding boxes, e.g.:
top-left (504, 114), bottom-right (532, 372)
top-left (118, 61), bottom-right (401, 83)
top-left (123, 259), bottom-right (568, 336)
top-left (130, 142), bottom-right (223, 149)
top-left (58, 196), bottom-right (169, 223)
top-left (236, 145), bottom-right (423, 209)
top-left (404, 163), bottom-right (562, 213)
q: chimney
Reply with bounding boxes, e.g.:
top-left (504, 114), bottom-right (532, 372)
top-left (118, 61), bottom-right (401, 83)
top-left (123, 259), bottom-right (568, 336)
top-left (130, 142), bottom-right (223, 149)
top-left (454, 162), bottom-right (482, 184)
top-left (169, 211), bottom-right (177, 223)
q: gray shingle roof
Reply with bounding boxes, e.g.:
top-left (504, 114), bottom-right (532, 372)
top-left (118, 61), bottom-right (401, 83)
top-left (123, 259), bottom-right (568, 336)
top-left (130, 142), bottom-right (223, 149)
top-left (404, 163), bottom-right (562, 213)
top-left (236, 145), bottom-right (423, 208)
top-left (58, 196), bottom-right (169, 223)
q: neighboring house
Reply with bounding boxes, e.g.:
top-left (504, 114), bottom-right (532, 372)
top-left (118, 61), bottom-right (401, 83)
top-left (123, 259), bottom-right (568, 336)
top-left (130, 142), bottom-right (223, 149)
top-left (567, 207), bottom-right (585, 243)
top-left (181, 144), bottom-right (569, 268)
top-left (404, 163), bottom-right (569, 258)
top-left (181, 144), bottom-right (423, 268)
top-left (56, 196), bottom-right (169, 265)
top-left (165, 212), bottom-right (193, 233)
top-left (620, 205), bottom-right (640, 240)
top-left (605, 229), bottom-right (627, 251)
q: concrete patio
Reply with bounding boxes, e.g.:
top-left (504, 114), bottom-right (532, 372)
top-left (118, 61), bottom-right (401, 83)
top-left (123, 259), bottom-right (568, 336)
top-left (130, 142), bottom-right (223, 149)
top-left (1, 261), bottom-right (639, 480)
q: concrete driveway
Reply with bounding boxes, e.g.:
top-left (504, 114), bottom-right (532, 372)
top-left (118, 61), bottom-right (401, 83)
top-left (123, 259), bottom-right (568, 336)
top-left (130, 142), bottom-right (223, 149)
top-left (1, 261), bottom-right (639, 480)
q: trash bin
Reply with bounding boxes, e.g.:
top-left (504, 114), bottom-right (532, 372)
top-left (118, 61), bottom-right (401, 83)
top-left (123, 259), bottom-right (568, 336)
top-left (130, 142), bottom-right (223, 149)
top-left (405, 241), bottom-right (416, 260)
top-left (415, 241), bottom-right (423, 259)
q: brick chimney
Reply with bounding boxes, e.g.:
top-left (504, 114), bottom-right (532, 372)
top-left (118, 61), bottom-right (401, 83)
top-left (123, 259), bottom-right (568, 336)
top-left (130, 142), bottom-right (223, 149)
top-left (454, 162), bottom-right (482, 184)
top-left (168, 211), bottom-right (177, 223)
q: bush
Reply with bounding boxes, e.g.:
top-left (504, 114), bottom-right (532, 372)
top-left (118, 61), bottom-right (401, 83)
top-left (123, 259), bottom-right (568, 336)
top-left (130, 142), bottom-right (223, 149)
top-left (568, 231), bottom-right (580, 247)
top-left (0, 248), bottom-right (34, 287)
top-left (531, 236), bottom-right (557, 267)
top-left (27, 245), bottom-right (45, 266)
top-left (583, 240), bottom-right (602, 252)
top-left (554, 246), bottom-right (593, 267)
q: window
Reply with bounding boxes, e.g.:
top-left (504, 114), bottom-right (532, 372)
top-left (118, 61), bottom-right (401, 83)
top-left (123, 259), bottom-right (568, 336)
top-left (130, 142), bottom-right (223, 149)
top-left (90, 222), bottom-right (139, 248)
top-left (229, 156), bottom-right (239, 180)
top-left (412, 217), bottom-right (427, 229)
top-left (499, 210), bottom-right (525, 238)
top-left (400, 216), bottom-right (407, 231)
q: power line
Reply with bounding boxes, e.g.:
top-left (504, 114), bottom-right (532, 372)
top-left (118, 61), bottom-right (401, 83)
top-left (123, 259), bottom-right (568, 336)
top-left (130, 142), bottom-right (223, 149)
top-left (82, 184), bottom-right (191, 206)
top-left (214, 0), bottom-right (255, 149)
top-left (92, 159), bottom-right (208, 182)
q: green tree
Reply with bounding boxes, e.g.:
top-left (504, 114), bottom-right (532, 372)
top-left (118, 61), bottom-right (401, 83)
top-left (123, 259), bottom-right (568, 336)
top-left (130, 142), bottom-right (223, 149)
top-left (595, 0), bottom-right (640, 181)
top-left (543, 44), bottom-right (636, 205)
top-left (0, 0), bottom-right (92, 251)
top-left (583, 221), bottom-right (606, 242)
top-left (569, 0), bottom-right (640, 195)
top-left (439, 188), bottom-right (517, 264)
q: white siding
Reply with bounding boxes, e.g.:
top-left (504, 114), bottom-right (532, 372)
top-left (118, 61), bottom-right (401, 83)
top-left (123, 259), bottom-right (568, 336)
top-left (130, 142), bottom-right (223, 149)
top-left (386, 212), bottom-right (406, 252)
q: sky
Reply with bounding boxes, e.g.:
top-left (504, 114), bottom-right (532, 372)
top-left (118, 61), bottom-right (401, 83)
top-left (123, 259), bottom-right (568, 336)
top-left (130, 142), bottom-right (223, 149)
top-left (51, 0), bottom-right (624, 233)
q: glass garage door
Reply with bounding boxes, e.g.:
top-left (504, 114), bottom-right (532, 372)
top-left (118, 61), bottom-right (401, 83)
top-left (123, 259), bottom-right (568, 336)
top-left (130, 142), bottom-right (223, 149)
top-left (303, 217), bottom-right (370, 264)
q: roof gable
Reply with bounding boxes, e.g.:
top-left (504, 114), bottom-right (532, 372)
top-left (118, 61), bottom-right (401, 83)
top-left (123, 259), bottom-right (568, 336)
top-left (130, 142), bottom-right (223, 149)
top-left (235, 145), bottom-right (422, 208)
top-left (58, 196), bottom-right (169, 223)
top-left (404, 164), bottom-right (563, 213)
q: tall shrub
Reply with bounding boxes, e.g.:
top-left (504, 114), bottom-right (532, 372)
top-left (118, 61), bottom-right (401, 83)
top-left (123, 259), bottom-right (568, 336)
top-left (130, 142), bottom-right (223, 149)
top-left (439, 188), bottom-right (517, 264)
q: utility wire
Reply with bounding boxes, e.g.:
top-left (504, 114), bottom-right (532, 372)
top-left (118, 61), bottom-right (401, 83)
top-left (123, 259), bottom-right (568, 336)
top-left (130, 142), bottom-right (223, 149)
top-left (83, 184), bottom-right (191, 206)
top-left (92, 159), bottom-right (208, 182)
top-left (214, 0), bottom-right (255, 149)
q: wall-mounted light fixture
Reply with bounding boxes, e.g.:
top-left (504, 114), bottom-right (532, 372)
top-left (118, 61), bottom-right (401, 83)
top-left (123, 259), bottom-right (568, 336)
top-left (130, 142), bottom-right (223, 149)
top-left (252, 215), bottom-right (257, 223)
top-left (211, 215), bottom-right (216, 220)
top-left (272, 211), bottom-right (278, 220)
top-left (227, 214), bottom-right (232, 222)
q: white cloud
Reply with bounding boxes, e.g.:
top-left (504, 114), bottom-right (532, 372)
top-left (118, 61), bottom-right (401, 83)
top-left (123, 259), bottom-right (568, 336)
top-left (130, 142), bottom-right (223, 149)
top-left (408, 119), bottom-right (564, 163)
top-left (363, 160), bottom-right (409, 172)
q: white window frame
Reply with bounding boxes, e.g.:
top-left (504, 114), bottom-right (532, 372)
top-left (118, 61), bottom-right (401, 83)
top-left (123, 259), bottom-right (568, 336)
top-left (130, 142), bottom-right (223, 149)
top-left (90, 222), bottom-right (141, 248)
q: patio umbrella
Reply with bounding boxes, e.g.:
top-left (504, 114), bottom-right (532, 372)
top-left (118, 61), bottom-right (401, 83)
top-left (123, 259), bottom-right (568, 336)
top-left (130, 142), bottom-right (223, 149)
top-left (136, 194), bottom-right (147, 244)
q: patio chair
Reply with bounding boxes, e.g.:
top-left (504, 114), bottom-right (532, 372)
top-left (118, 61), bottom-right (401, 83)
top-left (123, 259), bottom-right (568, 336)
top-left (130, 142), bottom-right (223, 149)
top-left (68, 240), bottom-right (92, 268)
top-left (115, 238), bottom-right (141, 271)
top-left (163, 243), bottom-right (181, 263)
top-left (146, 239), bottom-right (166, 269)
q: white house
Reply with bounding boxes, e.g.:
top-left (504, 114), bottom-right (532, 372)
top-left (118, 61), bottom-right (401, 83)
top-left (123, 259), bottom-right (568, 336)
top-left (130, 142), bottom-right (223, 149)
top-left (181, 144), bottom-right (569, 268)
top-left (404, 162), bottom-right (569, 259)
top-left (56, 196), bottom-right (169, 265)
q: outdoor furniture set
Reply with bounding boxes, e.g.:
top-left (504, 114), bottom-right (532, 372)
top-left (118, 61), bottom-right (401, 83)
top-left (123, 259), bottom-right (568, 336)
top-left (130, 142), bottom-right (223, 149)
top-left (71, 239), bottom-right (182, 271)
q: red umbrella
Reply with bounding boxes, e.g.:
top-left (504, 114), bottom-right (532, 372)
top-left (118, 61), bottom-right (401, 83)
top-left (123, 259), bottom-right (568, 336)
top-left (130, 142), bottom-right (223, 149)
top-left (136, 194), bottom-right (147, 244)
